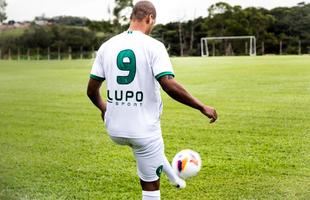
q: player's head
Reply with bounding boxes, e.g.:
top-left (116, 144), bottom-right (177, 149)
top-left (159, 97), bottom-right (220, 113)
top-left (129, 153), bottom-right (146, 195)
top-left (130, 1), bottom-right (156, 35)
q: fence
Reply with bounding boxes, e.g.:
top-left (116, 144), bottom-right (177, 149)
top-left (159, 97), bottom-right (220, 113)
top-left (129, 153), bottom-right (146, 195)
top-left (0, 40), bottom-right (310, 59)
top-left (261, 40), bottom-right (310, 55)
top-left (0, 47), bottom-right (96, 60)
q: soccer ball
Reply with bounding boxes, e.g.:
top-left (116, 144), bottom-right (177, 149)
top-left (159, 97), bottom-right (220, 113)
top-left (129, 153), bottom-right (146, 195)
top-left (172, 149), bottom-right (202, 179)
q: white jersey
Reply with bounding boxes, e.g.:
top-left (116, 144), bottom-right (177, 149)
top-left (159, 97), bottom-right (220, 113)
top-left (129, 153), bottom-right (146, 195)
top-left (90, 30), bottom-right (174, 138)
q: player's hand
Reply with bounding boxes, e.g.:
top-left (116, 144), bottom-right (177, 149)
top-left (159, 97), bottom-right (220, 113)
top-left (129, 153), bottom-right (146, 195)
top-left (201, 106), bottom-right (217, 123)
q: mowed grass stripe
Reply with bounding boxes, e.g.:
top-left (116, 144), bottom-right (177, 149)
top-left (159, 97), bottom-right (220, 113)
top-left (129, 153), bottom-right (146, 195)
top-left (0, 56), bottom-right (309, 199)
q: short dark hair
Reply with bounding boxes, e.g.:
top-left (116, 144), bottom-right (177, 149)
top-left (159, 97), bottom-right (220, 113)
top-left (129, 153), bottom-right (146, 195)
top-left (130, 1), bottom-right (156, 21)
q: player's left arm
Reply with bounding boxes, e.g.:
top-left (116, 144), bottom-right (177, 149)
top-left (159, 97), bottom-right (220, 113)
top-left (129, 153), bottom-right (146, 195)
top-left (87, 78), bottom-right (107, 120)
top-left (152, 43), bottom-right (217, 123)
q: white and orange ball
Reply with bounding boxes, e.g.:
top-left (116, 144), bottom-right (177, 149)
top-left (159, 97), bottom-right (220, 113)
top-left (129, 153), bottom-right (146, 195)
top-left (172, 149), bottom-right (202, 179)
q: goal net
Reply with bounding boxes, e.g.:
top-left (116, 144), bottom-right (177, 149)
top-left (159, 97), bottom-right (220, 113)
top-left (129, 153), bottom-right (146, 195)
top-left (201, 36), bottom-right (256, 57)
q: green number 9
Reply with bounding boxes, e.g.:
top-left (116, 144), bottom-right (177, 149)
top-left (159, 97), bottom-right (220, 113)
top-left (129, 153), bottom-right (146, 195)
top-left (116, 49), bottom-right (136, 85)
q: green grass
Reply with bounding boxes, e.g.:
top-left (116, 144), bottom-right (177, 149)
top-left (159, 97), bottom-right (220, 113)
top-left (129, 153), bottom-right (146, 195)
top-left (0, 28), bottom-right (25, 38)
top-left (0, 56), bottom-right (309, 199)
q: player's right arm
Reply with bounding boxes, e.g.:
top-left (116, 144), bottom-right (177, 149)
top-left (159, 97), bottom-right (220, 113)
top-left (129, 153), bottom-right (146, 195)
top-left (158, 75), bottom-right (217, 123)
top-left (87, 78), bottom-right (106, 120)
top-left (87, 46), bottom-right (106, 121)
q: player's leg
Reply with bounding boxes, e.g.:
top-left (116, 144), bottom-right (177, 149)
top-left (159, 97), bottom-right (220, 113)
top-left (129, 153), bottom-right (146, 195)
top-left (131, 136), bottom-right (164, 200)
top-left (109, 136), bottom-right (129, 146)
top-left (161, 136), bottom-right (186, 188)
top-left (109, 136), bottom-right (161, 199)
top-left (140, 179), bottom-right (160, 191)
top-left (140, 179), bottom-right (160, 200)
top-left (163, 154), bottom-right (186, 189)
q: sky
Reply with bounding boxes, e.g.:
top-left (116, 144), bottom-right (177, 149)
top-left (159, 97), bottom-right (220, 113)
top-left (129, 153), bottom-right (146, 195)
top-left (5, 0), bottom-right (310, 24)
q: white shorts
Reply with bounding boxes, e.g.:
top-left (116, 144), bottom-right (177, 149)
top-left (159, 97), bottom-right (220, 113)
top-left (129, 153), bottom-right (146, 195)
top-left (109, 135), bottom-right (164, 182)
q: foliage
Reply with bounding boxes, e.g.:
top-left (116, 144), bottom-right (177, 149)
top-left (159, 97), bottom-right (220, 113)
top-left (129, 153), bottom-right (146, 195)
top-left (113, 0), bottom-right (133, 23)
top-left (0, 0), bottom-right (7, 22)
top-left (33, 15), bottom-right (89, 26)
top-left (1, 25), bottom-right (94, 52)
top-left (151, 2), bottom-right (310, 56)
top-left (86, 20), bottom-right (114, 33)
top-left (50, 16), bottom-right (89, 26)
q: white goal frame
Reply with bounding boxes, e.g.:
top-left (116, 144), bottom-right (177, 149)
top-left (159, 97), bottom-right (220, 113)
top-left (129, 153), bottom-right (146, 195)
top-left (201, 36), bottom-right (257, 57)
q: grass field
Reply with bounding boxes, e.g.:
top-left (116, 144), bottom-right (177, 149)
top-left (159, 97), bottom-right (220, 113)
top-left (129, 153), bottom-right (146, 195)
top-left (0, 56), bottom-right (309, 199)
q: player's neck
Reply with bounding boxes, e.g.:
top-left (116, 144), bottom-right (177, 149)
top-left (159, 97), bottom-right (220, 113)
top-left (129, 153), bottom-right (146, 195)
top-left (128, 22), bottom-right (150, 35)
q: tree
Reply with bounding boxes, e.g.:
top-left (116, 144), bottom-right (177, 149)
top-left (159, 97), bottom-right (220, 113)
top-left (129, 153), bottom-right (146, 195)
top-left (208, 2), bottom-right (233, 18)
top-left (0, 0), bottom-right (7, 23)
top-left (207, 3), bottom-right (248, 36)
top-left (21, 25), bottom-right (55, 48)
top-left (86, 20), bottom-right (114, 33)
top-left (113, 0), bottom-right (133, 23)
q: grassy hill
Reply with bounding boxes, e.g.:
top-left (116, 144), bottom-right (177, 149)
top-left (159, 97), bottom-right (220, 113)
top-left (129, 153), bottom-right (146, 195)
top-left (0, 28), bottom-right (25, 38)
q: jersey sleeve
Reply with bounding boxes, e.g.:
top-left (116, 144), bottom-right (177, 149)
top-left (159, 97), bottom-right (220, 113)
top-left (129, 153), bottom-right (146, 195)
top-left (152, 43), bottom-right (175, 81)
top-left (90, 50), bottom-right (105, 81)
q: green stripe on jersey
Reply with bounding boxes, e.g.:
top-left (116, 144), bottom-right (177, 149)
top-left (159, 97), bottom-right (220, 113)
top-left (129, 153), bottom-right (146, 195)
top-left (90, 74), bottom-right (105, 81)
top-left (155, 71), bottom-right (175, 80)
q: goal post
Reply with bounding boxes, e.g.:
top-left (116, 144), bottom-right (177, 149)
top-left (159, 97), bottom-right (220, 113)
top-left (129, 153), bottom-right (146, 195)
top-left (201, 36), bottom-right (257, 57)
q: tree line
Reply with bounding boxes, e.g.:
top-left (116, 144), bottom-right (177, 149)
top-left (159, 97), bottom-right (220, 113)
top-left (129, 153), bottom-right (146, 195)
top-left (153, 2), bottom-right (310, 56)
top-left (0, 1), bottom-right (310, 58)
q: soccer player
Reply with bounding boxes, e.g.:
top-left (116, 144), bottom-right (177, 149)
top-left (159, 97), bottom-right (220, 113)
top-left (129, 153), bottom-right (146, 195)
top-left (87, 1), bottom-right (217, 199)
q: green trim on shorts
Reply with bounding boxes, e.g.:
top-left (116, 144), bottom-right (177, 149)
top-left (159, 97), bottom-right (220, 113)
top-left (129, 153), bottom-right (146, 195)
top-left (155, 71), bottom-right (175, 80)
top-left (156, 165), bottom-right (163, 178)
top-left (90, 74), bottom-right (105, 81)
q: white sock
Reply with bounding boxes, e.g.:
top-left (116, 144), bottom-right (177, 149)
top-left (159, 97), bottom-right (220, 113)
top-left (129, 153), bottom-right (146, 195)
top-left (163, 155), bottom-right (186, 188)
top-left (142, 190), bottom-right (160, 200)
top-left (163, 155), bottom-right (178, 183)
